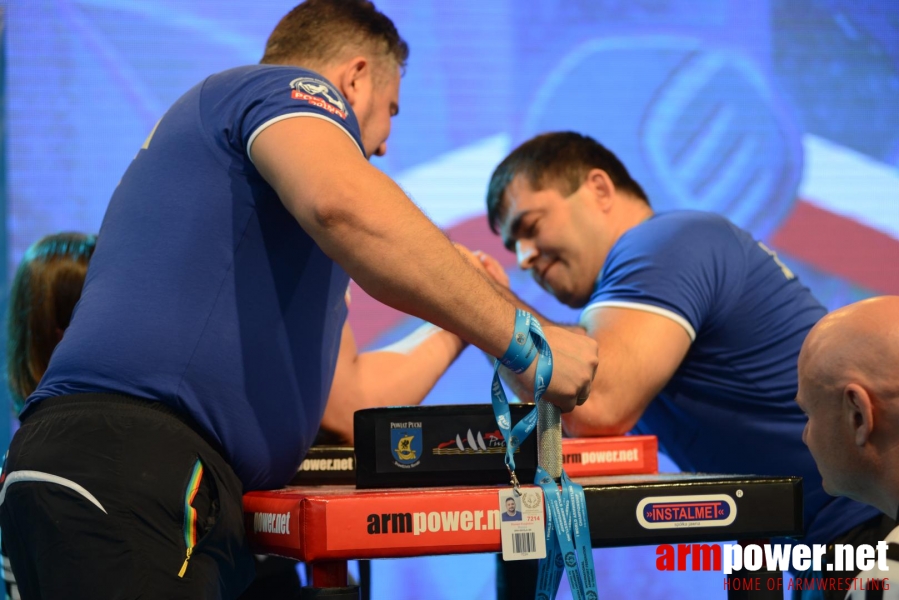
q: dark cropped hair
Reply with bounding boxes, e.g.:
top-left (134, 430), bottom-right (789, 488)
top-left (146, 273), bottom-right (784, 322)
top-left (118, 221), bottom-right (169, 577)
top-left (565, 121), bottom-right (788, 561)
top-left (261, 0), bottom-right (409, 74)
top-left (7, 232), bottom-right (96, 414)
top-left (486, 132), bottom-right (649, 233)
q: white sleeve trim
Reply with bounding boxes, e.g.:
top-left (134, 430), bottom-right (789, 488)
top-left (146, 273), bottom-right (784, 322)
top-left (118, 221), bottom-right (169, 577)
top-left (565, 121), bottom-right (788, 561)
top-left (246, 112), bottom-right (364, 164)
top-left (580, 300), bottom-right (697, 341)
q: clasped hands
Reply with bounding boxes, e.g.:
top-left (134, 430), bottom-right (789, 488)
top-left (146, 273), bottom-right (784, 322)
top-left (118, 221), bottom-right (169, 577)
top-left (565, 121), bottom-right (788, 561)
top-left (453, 242), bottom-right (596, 412)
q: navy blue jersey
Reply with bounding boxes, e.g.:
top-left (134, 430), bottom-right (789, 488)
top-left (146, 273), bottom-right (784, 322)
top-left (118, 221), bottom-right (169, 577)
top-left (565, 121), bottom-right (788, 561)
top-left (580, 211), bottom-right (880, 544)
top-left (29, 65), bottom-right (362, 491)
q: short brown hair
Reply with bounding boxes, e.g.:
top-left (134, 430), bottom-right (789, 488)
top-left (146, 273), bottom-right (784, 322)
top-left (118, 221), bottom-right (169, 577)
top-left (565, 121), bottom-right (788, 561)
top-left (261, 0), bottom-right (408, 74)
top-left (486, 132), bottom-right (649, 233)
top-left (6, 232), bottom-right (96, 414)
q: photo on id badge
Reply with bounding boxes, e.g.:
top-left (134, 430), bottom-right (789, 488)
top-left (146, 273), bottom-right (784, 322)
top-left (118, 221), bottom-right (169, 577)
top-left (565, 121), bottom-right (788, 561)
top-left (498, 489), bottom-right (547, 561)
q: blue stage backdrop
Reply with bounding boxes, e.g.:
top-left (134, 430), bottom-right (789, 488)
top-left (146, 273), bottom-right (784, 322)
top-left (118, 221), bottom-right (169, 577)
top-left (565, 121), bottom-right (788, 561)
top-left (6, 1), bottom-right (899, 598)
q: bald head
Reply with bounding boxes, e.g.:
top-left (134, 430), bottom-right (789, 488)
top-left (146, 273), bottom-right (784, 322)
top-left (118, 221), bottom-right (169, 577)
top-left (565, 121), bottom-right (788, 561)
top-left (797, 296), bottom-right (899, 514)
top-left (801, 296), bottom-right (899, 401)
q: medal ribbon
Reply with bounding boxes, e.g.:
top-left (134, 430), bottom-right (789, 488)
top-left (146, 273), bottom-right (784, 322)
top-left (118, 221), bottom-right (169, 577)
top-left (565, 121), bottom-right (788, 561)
top-left (490, 310), bottom-right (597, 598)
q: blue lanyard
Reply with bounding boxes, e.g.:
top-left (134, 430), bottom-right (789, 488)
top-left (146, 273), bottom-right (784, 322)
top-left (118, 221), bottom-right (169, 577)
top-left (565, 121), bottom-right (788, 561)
top-left (535, 469), bottom-right (598, 599)
top-left (491, 310), bottom-right (552, 488)
top-left (491, 310), bottom-right (597, 599)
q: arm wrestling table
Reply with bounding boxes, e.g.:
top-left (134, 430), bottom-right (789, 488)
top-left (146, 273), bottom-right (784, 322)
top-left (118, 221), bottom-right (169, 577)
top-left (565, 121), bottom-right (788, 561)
top-left (244, 472), bottom-right (802, 599)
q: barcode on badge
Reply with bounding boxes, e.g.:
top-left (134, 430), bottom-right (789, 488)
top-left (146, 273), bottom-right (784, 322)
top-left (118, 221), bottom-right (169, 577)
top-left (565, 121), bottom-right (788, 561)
top-left (512, 532), bottom-right (536, 555)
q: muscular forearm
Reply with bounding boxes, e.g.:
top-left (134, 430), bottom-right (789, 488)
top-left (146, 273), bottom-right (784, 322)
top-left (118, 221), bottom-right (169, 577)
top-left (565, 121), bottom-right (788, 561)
top-left (562, 393), bottom-right (643, 437)
top-left (316, 183), bottom-right (515, 357)
top-left (560, 332), bottom-right (658, 437)
top-left (563, 308), bottom-right (692, 437)
top-left (489, 280), bottom-right (541, 318)
top-left (321, 324), bottom-right (465, 442)
top-left (255, 121), bottom-right (516, 358)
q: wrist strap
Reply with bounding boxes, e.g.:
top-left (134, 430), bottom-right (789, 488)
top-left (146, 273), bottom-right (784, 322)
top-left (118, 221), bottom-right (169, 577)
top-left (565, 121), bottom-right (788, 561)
top-left (498, 309), bottom-right (538, 374)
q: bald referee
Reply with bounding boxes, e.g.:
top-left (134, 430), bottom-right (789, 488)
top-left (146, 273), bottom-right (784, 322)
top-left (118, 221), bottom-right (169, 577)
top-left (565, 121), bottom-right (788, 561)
top-left (797, 296), bottom-right (899, 599)
top-left (0, 2), bottom-right (597, 598)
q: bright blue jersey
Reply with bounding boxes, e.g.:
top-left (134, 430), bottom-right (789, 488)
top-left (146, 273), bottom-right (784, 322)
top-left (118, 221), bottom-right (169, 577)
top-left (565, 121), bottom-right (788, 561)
top-left (580, 210), bottom-right (880, 544)
top-left (28, 65), bottom-right (363, 491)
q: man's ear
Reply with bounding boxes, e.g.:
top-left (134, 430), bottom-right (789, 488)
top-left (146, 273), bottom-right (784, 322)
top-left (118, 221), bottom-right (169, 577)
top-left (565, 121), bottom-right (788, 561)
top-left (336, 56), bottom-right (370, 108)
top-left (583, 168), bottom-right (616, 211)
top-left (844, 383), bottom-right (874, 446)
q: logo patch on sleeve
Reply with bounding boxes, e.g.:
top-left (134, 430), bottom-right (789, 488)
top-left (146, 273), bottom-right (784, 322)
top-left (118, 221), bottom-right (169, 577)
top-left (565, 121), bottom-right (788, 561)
top-left (289, 77), bottom-right (348, 119)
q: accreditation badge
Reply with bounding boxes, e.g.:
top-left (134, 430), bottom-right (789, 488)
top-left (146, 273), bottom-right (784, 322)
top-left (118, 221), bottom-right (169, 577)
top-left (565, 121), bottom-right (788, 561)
top-left (498, 488), bottom-right (547, 561)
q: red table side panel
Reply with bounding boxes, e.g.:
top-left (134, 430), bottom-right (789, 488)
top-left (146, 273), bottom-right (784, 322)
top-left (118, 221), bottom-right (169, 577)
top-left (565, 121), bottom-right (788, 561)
top-left (245, 485), bottom-right (509, 561)
top-left (243, 492), bottom-right (306, 558)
